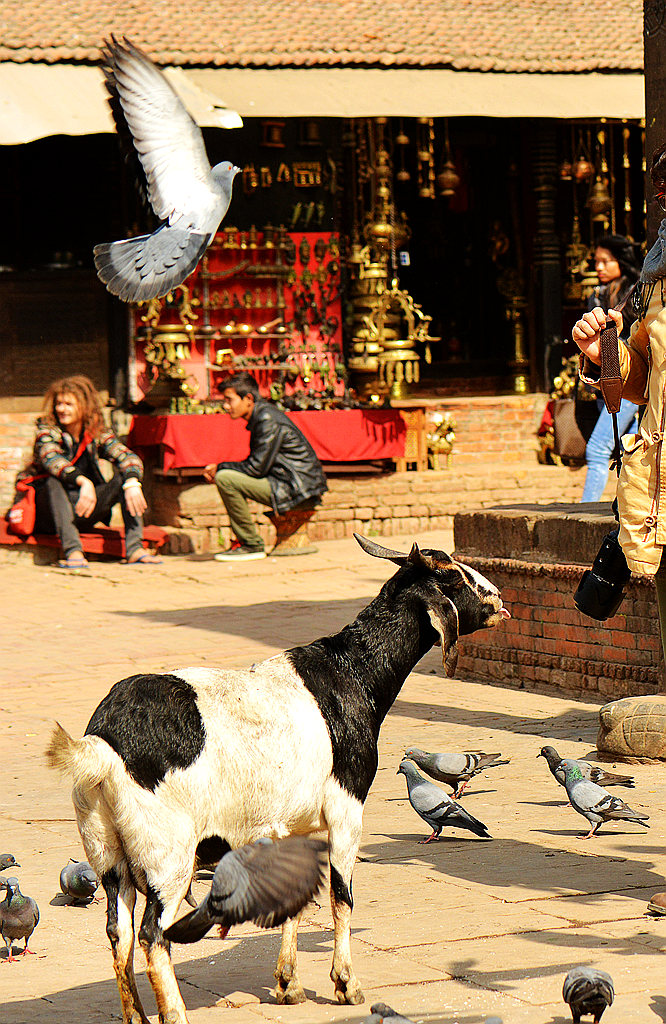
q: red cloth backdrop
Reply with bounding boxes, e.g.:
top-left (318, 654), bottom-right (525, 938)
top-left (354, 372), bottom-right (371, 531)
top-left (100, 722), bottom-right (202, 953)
top-left (128, 410), bottom-right (407, 471)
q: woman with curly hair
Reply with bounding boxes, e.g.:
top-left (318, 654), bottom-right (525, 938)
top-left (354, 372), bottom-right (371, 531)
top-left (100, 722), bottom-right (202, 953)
top-left (19, 374), bottom-right (161, 569)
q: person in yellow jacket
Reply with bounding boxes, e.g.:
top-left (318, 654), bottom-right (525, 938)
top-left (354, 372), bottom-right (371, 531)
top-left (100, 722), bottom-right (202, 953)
top-left (572, 143), bottom-right (666, 656)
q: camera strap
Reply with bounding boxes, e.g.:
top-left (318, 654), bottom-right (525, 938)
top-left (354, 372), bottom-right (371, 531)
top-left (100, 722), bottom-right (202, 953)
top-left (599, 320), bottom-right (623, 476)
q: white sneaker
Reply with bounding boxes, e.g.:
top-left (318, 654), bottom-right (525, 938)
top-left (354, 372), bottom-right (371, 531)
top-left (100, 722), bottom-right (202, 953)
top-left (214, 545), bottom-right (266, 561)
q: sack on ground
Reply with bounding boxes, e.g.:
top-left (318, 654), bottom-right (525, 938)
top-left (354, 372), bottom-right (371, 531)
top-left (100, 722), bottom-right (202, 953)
top-left (6, 476), bottom-right (44, 536)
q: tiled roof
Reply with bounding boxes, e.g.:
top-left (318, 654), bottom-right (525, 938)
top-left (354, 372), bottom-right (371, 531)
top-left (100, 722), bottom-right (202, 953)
top-left (0, 0), bottom-right (643, 72)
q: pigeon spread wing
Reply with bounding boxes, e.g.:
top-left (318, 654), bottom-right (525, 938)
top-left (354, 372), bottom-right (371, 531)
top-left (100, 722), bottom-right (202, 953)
top-left (94, 37), bottom-right (239, 303)
top-left (101, 37), bottom-right (221, 228)
top-left (165, 837), bottom-right (327, 944)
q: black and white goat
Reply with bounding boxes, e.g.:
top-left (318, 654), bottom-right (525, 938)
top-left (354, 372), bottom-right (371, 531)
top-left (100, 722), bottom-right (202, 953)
top-left (46, 534), bottom-right (508, 1024)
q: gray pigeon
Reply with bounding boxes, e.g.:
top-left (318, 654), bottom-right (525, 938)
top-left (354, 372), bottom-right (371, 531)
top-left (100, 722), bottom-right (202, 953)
top-left (361, 1002), bottom-right (416, 1024)
top-left (0, 853), bottom-right (20, 871)
top-left (59, 859), bottom-right (100, 902)
top-left (165, 835), bottom-right (327, 944)
top-left (559, 761), bottom-right (649, 839)
top-left (538, 745), bottom-right (635, 788)
top-left (397, 759), bottom-right (492, 842)
top-left (403, 747), bottom-right (509, 798)
top-left (93, 37), bottom-right (240, 304)
top-left (563, 966), bottom-right (614, 1023)
top-left (0, 877), bottom-right (39, 961)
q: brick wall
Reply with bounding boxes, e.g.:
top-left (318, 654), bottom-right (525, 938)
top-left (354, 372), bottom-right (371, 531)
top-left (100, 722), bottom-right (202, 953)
top-left (0, 413), bottom-right (36, 507)
top-left (456, 557), bottom-right (663, 700)
top-left (145, 460), bottom-right (590, 554)
top-left (433, 393), bottom-right (548, 462)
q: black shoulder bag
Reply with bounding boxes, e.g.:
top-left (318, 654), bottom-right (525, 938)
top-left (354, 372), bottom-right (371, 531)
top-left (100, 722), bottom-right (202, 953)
top-left (573, 320), bottom-right (631, 620)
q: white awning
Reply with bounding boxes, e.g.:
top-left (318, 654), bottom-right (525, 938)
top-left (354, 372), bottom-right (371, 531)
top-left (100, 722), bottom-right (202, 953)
top-left (0, 63), bottom-right (644, 146)
top-left (189, 68), bottom-right (645, 121)
top-left (0, 63), bottom-right (242, 145)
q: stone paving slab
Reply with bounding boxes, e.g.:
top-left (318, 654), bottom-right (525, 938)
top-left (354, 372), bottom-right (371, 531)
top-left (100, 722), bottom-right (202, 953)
top-left (1, 529), bottom-right (665, 1024)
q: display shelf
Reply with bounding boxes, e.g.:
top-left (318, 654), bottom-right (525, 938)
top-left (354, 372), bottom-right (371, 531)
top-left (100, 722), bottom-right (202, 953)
top-left (131, 227), bottom-right (344, 407)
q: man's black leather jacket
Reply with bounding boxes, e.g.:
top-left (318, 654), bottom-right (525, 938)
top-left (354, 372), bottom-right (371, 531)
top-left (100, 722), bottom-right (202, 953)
top-left (215, 399), bottom-right (328, 514)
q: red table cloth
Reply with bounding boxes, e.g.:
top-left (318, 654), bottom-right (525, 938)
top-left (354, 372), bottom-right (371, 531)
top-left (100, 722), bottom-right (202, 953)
top-left (128, 410), bottom-right (406, 471)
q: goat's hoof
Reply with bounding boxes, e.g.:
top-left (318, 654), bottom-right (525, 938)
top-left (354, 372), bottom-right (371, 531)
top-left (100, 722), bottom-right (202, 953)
top-left (274, 982), bottom-right (307, 1005)
top-left (334, 980), bottom-right (364, 1005)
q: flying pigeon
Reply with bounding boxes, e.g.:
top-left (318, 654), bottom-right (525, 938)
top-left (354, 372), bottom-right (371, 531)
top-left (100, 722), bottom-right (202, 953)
top-left (0, 877), bottom-right (39, 961)
top-left (559, 761), bottom-right (649, 839)
top-left (563, 966), bottom-right (614, 1023)
top-left (59, 859), bottom-right (100, 902)
top-left (403, 747), bottom-right (509, 798)
top-left (93, 36), bottom-right (240, 304)
top-left (165, 835), bottom-right (327, 944)
top-left (397, 759), bottom-right (492, 842)
top-left (0, 854), bottom-right (20, 871)
top-left (538, 745), bottom-right (635, 788)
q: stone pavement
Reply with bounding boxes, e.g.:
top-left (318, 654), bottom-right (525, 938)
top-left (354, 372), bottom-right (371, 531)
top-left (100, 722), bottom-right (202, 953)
top-left (1, 529), bottom-right (665, 1024)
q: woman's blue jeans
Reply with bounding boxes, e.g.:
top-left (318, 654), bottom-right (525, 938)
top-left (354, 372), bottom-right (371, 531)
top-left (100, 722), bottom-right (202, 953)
top-left (580, 397), bottom-right (640, 502)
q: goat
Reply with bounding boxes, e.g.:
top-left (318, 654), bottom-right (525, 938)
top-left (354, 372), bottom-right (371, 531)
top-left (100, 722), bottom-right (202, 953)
top-left (46, 534), bottom-right (508, 1024)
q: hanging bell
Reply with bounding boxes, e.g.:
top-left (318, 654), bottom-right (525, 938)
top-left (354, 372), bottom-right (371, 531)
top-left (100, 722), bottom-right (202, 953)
top-left (587, 177), bottom-right (612, 221)
top-left (573, 158), bottom-right (595, 182)
top-left (437, 160), bottom-right (460, 197)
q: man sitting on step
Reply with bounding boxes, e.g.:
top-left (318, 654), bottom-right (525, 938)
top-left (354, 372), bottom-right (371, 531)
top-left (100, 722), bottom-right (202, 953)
top-left (204, 372), bottom-right (328, 561)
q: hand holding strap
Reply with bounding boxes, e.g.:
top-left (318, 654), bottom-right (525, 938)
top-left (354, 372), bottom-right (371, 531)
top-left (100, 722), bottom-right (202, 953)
top-left (599, 320), bottom-right (623, 415)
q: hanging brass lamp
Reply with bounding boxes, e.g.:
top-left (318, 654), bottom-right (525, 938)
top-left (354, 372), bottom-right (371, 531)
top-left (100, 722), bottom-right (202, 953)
top-left (587, 176), bottom-right (612, 222)
top-left (437, 120), bottom-right (460, 197)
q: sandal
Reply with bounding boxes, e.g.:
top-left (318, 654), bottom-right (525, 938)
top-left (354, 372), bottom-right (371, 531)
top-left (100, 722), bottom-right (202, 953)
top-left (126, 552), bottom-right (163, 565)
top-left (57, 555), bottom-right (90, 570)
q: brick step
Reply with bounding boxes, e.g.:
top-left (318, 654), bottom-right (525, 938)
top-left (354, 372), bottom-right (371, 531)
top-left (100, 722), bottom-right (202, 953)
top-left (145, 457), bottom-right (595, 555)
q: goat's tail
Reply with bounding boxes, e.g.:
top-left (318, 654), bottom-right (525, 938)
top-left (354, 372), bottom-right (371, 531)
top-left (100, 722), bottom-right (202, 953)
top-left (46, 722), bottom-right (119, 789)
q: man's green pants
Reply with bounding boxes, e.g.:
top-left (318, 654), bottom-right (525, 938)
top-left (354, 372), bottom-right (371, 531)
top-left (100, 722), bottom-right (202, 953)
top-left (214, 469), bottom-right (272, 549)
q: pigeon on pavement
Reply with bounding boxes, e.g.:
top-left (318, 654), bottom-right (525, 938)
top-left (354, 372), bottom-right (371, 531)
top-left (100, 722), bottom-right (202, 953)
top-left (559, 761), bottom-right (649, 839)
top-left (538, 745), bottom-right (635, 788)
top-left (59, 859), bottom-right (100, 902)
top-left (403, 747), bottom-right (509, 798)
top-left (360, 1002), bottom-right (416, 1024)
top-left (93, 36), bottom-right (240, 304)
top-left (563, 966), bottom-right (614, 1023)
top-left (165, 836), bottom-right (327, 944)
top-left (0, 854), bottom-right (20, 871)
top-left (0, 877), bottom-right (39, 961)
top-left (397, 759), bottom-right (492, 842)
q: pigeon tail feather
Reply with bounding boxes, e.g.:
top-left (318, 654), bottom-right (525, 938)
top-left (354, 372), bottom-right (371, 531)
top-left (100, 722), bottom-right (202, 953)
top-left (94, 227), bottom-right (209, 303)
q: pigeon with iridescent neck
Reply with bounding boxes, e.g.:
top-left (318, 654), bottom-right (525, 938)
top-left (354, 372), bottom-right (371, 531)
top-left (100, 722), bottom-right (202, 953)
top-left (538, 745), bottom-right (635, 789)
top-left (559, 761), bottom-right (649, 839)
top-left (0, 877), bottom-right (39, 961)
top-left (59, 859), bottom-right (100, 903)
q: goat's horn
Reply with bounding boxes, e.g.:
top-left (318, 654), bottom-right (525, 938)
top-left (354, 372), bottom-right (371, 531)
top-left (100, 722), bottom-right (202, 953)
top-left (353, 533), bottom-right (409, 565)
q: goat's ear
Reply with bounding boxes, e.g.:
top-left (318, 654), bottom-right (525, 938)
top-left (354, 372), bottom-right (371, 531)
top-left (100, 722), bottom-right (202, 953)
top-left (426, 595), bottom-right (460, 677)
top-left (354, 532), bottom-right (409, 566)
top-left (408, 544), bottom-right (461, 574)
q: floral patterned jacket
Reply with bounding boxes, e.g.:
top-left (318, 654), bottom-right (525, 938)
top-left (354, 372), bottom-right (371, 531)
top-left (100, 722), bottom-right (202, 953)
top-left (18, 420), bottom-right (143, 489)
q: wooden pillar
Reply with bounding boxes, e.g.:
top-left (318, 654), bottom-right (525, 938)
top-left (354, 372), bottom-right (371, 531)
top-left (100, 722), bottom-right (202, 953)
top-left (644, 2), bottom-right (666, 244)
top-left (530, 121), bottom-right (562, 391)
